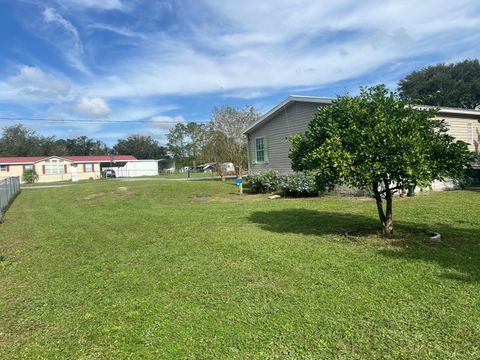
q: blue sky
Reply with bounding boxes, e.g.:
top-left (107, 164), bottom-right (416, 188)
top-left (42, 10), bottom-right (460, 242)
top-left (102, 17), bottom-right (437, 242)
top-left (0, 0), bottom-right (479, 145)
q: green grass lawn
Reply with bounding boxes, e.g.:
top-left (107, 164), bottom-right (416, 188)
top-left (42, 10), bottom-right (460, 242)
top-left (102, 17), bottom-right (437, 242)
top-left (1, 180), bottom-right (479, 359)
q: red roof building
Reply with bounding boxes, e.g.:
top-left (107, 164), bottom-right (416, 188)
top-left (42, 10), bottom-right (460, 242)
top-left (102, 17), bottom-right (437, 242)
top-left (0, 155), bottom-right (138, 183)
top-left (0, 155), bottom-right (137, 164)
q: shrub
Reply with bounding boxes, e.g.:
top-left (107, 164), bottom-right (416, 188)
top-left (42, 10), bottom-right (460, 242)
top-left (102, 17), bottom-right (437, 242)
top-left (280, 172), bottom-right (319, 197)
top-left (246, 170), bottom-right (280, 193)
top-left (22, 169), bottom-right (39, 184)
top-left (457, 167), bottom-right (480, 188)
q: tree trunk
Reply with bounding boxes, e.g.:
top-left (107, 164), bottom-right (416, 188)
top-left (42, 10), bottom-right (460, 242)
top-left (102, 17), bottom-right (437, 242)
top-left (383, 190), bottom-right (393, 235)
top-left (407, 186), bottom-right (415, 197)
top-left (373, 183), bottom-right (386, 227)
top-left (235, 164), bottom-right (242, 179)
top-left (373, 180), bottom-right (394, 235)
top-left (212, 161), bottom-right (223, 181)
top-left (218, 163), bottom-right (225, 182)
top-left (382, 180), bottom-right (393, 235)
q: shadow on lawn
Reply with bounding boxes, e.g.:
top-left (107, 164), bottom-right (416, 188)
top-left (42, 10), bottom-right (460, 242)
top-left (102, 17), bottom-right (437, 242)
top-left (249, 208), bottom-right (480, 282)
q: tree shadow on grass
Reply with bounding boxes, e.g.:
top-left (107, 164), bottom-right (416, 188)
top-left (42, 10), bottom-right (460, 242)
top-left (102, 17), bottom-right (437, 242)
top-left (249, 208), bottom-right (379, 237)
top-left (249, 208), bottom-right (480, 282)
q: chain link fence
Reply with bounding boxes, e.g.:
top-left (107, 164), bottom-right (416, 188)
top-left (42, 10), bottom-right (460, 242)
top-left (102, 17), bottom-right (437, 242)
top-left (0, 176), bottom-right (20, 222)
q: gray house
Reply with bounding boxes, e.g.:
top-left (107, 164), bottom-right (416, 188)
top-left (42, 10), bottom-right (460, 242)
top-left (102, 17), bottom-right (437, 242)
top-left (243, 96), bottom-right (332, 174)
top-left (244, 95), bottom-right (480, 176)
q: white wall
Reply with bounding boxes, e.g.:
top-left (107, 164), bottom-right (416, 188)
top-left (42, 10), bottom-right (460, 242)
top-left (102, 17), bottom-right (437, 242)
top-left (104, 160), bottom-right (159, 177)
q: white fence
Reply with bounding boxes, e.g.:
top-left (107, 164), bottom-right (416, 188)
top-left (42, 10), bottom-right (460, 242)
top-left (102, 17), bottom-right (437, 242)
top-left (0, 176), bottom-right (20, 222)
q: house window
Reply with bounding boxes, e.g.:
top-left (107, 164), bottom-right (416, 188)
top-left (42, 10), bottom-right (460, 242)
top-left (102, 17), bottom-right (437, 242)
top-left (255, 137), bottom-right (268, 163)
top-left (24, 165), bottom-right (33, 172)
top-left (45, 159), bottom-right (65, 174)
top-left (84, 163), bottom-right (93, 172)
top-left (0, 165), bottom-right (8, 172)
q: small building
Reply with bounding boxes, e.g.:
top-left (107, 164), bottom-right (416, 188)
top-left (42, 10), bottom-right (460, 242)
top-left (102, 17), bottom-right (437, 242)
top-left (220, 162), bottom-right (235, 174)
top-left (0, 155), bottom-right (136, 183)
top-left (102, 160), bottom-right (160, 177)
top-left (243, 95), bottom-right (480, 174)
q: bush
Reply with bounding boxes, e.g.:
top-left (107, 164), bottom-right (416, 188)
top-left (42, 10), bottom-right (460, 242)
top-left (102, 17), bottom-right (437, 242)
top-left (279, 172), bottom-right (319, 197)
top-left (458, 168), bottom-right (480, 187)
top-left (22, 169), bottom-right (39, 184)
top-left (246, 170), bottom-right (280, 193)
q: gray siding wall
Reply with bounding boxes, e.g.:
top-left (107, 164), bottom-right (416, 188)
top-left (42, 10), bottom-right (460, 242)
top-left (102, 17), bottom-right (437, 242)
top-left (248, 101), bottom-right (323, 174)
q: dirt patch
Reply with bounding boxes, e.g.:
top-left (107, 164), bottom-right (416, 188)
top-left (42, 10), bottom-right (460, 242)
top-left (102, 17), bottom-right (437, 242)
top-left (82, 187), bottom-right (135, 202)
top-left (83, 193), bottom-right (105, 200)
top-left (190, 193), bottom-right (267, 204)
top-left (113, 187), bottom-right (136, 197)
top-left (344, 227), bottom-right (438, 249)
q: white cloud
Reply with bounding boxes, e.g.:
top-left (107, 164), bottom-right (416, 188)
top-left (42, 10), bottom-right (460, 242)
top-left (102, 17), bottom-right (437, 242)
top-left (87, 23), bottom-right (147, 39)
top-left (150, 115), bottom-right (185, 129)
top-left (55, 0), bottom-right (126, 11)
top-left (82, 0), bottom-right (480, 99)
top-left (74, 96), bottom-right (111, 117)
top-left (43, 7), bottom-right (82, 51)
top-left (105, 103), bottom-right (179, 122)
top-left (6, 66), bottom-right (71, 99)
top-left (223, 89), bottom-right (267, 99)
top-left (42, 7), bottom-right (91, 75)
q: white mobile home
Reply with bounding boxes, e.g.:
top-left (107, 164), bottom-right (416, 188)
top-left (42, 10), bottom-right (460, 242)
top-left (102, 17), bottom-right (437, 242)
top-left (103, 160), bottom-right (159, 178)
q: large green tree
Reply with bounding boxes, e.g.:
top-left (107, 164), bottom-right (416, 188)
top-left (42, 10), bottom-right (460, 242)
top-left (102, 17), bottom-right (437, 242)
top-left (113, 135), bottom-right (167, 159)
top-left (290, 85), bottom-right (474, 234)
top-left (39, 137), bottom-right (68, 156)
top-left (166, 122), bottom-right (207, 167)
top-left (64, 136), bottom-right (109, 156)
top-left (0, 124), bottom-right (43, 156)
top-left (398, 59), bottom-right (480, 109)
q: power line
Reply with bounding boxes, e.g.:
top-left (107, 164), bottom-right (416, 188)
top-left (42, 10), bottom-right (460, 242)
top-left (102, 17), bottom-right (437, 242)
top-left (0, 117), bottom-right (179, 124)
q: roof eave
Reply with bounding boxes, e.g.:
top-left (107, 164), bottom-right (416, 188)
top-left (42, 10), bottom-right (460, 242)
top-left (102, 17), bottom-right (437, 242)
top-left (415, 105), bottom-right (480, 117)
top-left (0, 161), bottom-right (35, 165)
top-left (243, 95), bottom-right (333, 134)
top-left (32, 155), bottom-right (69, 164)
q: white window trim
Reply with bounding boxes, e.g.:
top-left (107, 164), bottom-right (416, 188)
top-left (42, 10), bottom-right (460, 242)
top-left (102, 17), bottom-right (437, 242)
top-left (45, 159), bottom-right (65, 174)
top-left (254, 137), bottom-right (268, 164)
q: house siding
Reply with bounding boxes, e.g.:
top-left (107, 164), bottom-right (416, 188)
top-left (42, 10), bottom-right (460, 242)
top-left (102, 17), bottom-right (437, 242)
top-left (34, 159), bottom-right (73, 182)
top-left (248, 101), bottom-right (325, 174)
top-left (440, 113), bottom-right (480, 153)
top-left (77, 163), bottom-right (101, 180)
top-left (0, 164), bottom-right (24, 180)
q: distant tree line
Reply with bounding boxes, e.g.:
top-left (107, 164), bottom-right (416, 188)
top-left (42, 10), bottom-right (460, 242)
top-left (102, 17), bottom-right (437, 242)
top-left (0, 124), bottom-right (167, 159)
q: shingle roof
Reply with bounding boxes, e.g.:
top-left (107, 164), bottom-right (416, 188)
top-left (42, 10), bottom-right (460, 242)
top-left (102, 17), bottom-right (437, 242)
top-left (0, 156), bottom-right (45, 164)
top-left (63, 155), bottom-right (137, 162)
